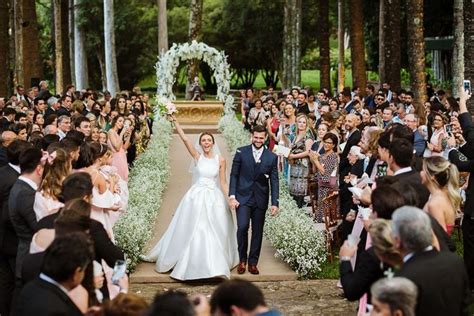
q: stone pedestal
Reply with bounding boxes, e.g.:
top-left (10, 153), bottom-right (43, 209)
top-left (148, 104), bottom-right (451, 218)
top-left (173, 101), bottom-right (224, 125)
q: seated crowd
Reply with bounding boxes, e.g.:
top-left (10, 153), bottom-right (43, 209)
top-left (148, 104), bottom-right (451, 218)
top-left (242, 83), bottom-right (473, 315)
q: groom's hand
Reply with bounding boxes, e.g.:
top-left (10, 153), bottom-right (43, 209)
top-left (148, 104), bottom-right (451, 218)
top-left (270, 206), bottom-right (279, 216)
top-left (229, 197), bottom-right (240, 210)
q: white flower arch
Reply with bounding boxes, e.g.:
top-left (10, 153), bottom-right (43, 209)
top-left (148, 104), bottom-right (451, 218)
top-left (155, 41), bottom-right (235, 115)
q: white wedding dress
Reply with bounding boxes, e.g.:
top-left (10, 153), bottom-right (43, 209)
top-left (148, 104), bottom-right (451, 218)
top-left (144, 154), bottom-right (239, 280)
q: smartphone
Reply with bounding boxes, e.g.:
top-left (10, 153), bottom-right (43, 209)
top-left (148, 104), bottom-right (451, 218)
top-left (111, 259), bottom-right (127, 285)
top-left (464, 80), bottom-right (471, 95)
top-left (124, 121), bottom-right (130, 129)
top-left (376, 164), bottom-right (388, 179)
top-left (445, 123), bottom-right (453, 135)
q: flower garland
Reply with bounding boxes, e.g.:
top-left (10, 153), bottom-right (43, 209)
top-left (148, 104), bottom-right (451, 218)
top-left (113, 118), bottom-right (173, 271)
top-left (219, 115), bottom-right (327, 279)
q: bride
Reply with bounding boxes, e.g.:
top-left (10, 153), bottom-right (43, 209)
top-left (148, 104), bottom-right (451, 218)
top-left (143, 115), bottom-right (239, 280)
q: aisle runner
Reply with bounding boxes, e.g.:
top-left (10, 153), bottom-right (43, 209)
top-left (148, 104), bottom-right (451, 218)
top-left (131, 133), bottom-right (296, 283)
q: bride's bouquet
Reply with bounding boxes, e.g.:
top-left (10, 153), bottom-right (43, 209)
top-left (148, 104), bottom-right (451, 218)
top-left (158, 100), bottom-right (178, 116)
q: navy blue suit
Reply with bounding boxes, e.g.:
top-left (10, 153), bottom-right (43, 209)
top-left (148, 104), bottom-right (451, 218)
top-left (229, 145), bottom-right (279, 265)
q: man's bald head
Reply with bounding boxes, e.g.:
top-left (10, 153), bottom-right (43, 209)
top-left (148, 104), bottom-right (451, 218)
top-left (1, 131), bottom-right (17, 146)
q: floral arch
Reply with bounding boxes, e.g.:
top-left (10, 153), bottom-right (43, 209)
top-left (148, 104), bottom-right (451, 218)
top-left (155, 41), bottom-right (235, 115)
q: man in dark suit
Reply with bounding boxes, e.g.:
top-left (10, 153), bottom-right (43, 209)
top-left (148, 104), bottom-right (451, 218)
top-left (229, 125), bottom-right (279, 275)
top-left (9, 147), bottom-right (43, 281)
top-left (0, 131), bottom-right (17, 167)
top-left (16, 232), bottom-right (93, 316)
top-left (0, 140), bottom-right (31, 316)
top-left (339, 114), bottom-right (361, 175)
top-left (388, 138), bottom-right (430, 206)
top-left (404, 114), bottom-right (426, 157)
top-left (0, 108), bottom-right (16, 132)
top-left (393, 206), bottom-right (470, 316)
top-left (56, 95), bottom-right (72, 117)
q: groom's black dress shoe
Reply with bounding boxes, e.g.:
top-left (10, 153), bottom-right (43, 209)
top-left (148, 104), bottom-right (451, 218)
top-left (248, 265), bottom-right (259, 275)
top-left (237, 262), bottom-right (246, 274)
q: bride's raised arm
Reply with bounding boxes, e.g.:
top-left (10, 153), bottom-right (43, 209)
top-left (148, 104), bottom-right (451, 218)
top-left (219, 156), bottom-right (229, 197)
top-left (170, 115), bottom-right (200, 160)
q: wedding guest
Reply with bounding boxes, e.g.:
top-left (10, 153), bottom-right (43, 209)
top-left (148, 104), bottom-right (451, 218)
top-left (370, 277), bottom-right (418, 316)
top-left (57, 115), bottom-right (71, 140)
top-left (9, 147), bottom-right (43, 281)
top-left (266, 103), bottom-right (281, 151)
top-left (423, 111), bottom-right (447, 157)
top-left (108, 116), bottom-right (131, 181)
top-left (34, 148), bottom-right (71, 221)
top-left (210, 279), bottom-right (281, 316)
top-left (146, 291), bottom-right (196, 316)
top-left (248, 99), bottom-right (267, 129)
top-left (103, 293), bottom-right (148, 316)
top-left (16, 232), bottom-right (94, 316)
top-left (0, 140), bottom-right (31, 316)
top-left (421, 156), bottom-right (461, 235)
top-left (393, 206), bottom-right (470, 316)
top-left (287, 114), bottom-right (314, 207)
top-left (310, 133), bottom-right (339, 223)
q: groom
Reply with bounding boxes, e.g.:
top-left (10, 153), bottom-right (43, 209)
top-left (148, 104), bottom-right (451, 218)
top-left (229, 125), bottom-right (279, 275)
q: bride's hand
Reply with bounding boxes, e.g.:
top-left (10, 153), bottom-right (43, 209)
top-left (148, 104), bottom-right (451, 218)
top-left (229, 197), bottom-right (240, 210)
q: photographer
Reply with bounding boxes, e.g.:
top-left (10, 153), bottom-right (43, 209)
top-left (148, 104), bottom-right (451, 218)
top-left (189, 77), bottom-right (204, 101)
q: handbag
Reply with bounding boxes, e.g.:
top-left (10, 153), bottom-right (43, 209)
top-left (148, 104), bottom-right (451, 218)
top-left (318, 175), bottom-right (338, 188)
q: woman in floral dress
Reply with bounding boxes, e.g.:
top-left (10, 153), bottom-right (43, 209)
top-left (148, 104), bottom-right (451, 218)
top-left (288, 114), bottom-right (314, 208)
top-left (310, 133), bottom-right (339, 223)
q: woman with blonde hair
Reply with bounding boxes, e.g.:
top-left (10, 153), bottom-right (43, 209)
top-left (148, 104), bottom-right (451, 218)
top-left (421, 156), bottom-right (461, 235)
top-left (34, 148), bottom-right (72, 220)
top-left (369, 219), bottom-right (403, 268)
top-left (287, 113), bottom-right (314, 207)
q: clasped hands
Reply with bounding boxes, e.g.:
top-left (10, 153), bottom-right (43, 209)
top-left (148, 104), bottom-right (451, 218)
top-left (228, 197), bottom-right (279, 216)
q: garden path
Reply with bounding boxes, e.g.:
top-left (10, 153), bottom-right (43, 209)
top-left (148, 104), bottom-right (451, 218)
top-left (130, 133), bottom-right (297, 283)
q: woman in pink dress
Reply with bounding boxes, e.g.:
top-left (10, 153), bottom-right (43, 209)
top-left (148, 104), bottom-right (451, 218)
top-left (107, 116), bottom-right (132, 181)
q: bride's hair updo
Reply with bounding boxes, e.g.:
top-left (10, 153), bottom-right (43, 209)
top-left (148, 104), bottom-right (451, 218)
top-left (199, 132), bottom-right (215, 144)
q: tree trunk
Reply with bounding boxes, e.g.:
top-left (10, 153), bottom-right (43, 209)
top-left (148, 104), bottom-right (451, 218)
top-left (407, 0), bottom-right (427, 106)
top-left (74, 0), bottom-right (88, 90)
top-left (337, 0), bottom-right (345, 92)
top-left (452, 0), bottom-right (464, 97)
top-left (158, 0), bottom-right (168, 54)
top-left (186, 0), bottom-right (203, 99)
top-left (349, 0), bottom-right (366, 91)
top-left (464, 0), bottom-right (474, 111)
top-left (318, 0), bottom-right (330, 91)
top-left (61, 0), bottom-right (71, 87)
top-left (97, 47), bottom-right (107, 91)
top-left (14, 0), bottom-right (24, 86)
top-left (53, 0), bottom-right (63, 94)
top-left (0, 0), bottom-right (9, 96)
top-left (281, 0), bottom-right (301, 90)
top-left (104, 0), bottom-right (120, 96)
top-left (379, 0), bottom-right (401, 90)
top-left (68, 0), bottom-right (75, 85)
top-left (22, 0), bottom-right (42, 88)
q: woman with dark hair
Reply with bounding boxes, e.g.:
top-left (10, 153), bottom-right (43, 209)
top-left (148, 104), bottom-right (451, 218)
top-left (97, 101), bottom-right (111, 131)
top-left (240, 88), bottom-right (254, 130)
top-left (310, 133), bottom-right (339, 222)
top-left (107, 115), bottom-right (132, 181)
top-left (424, 111), bottom-right (447, 158)
top-left (445, 96), bottom-right (460, 116)
top-left (11, 123), bottom-right (28, 141)
top-left (43, 114), bottom-right (58, 127)
top-left (116, 96), bottom-right (129, 116)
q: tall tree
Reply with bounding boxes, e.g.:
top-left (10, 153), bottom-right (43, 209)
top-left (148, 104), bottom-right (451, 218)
top-left (158, 0), bottom-right (168, 53)
top-left (61, 0), bottom-right (71, 87)
top-left (104, 0), bottom-right (120, 96)
top-left (318, 0), bottom-right (330, 91)
top-left (465, 0), bottom-right (474, 110)
top-left (452, 0), bottom-right (464, 97)
top-left (282, 0), bottom-right (302, 89)
top-left (13, 0), bottom-right (24, 86)
top-left (407, 0), bottom-right (427, 106)
top-left (337, 0), bottom-right (345, 92)
top-left (53, 0), bottom-right (64, 94)
top-left (379, 0), bottom-right (401, 90)
top-left (186, 0), bottom-right (203, 99)
top-left (0, 0), bottom-right (9, 96)
top-left (68, 0), bottom-right (75, 85)
top-left (74, 0), bottom-right (88, 90)
top-left (349, 0), bottom-right (367, 91)
top-left (23, 0), bottom-right (42, 88)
